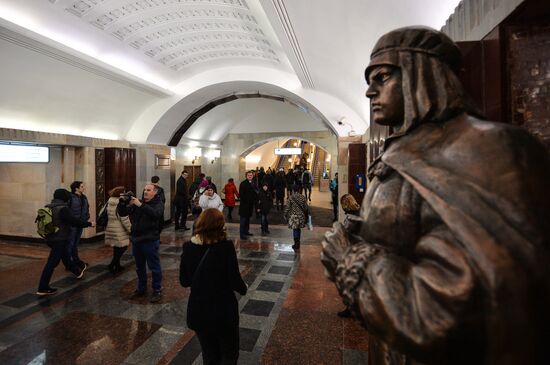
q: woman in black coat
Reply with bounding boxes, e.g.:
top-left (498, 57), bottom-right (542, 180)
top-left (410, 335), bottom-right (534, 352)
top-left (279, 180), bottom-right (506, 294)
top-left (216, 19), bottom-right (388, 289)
top-left (180, 208), bottom-right (247, 365)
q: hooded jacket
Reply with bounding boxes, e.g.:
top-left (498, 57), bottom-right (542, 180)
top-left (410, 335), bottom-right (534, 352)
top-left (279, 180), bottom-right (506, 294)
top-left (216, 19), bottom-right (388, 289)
top-left (46, 199), bottom-right (91, 243)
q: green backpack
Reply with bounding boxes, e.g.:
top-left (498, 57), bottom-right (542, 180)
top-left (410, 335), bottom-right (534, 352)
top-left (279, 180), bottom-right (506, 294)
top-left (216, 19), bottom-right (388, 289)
top-left (35, 207), bottom-right (59, 239)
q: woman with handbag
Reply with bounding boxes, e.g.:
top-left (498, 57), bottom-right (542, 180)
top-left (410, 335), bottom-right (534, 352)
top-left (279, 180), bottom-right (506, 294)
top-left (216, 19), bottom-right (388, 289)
top-left (284, 184), bottom-right (309, 251)
top-left (179, 208), bottom-right (247, 364)
top-left (105, 186), bottom-right (132, 274)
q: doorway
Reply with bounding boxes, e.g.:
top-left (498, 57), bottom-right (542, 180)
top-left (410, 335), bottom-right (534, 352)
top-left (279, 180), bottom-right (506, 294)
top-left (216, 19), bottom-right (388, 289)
top-left (184, 165), bottom-right (202, 182)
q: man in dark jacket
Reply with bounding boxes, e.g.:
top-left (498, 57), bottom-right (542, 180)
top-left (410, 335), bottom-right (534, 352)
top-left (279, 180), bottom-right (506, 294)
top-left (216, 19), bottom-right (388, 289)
top-left (37, 189), bottom-right (94, 296)
top-left (151, 176), bottom-right (166, 232)
top-left (273, 169), bottom-right (287, 210)
top-left (285, 169), bottom-right (294, 200)
top-left (238, 171), bottom-right (258, 240)
top-left (65, 181), bottom-right (90, 271)
top-left (120, 183), bottom-right (165, 303)
top-left (174, 170), bottom-right (190, 230)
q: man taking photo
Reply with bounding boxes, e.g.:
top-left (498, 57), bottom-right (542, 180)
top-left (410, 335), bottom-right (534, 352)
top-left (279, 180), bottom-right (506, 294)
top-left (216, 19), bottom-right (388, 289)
top-left (119, 184), bottom-right (165, 303)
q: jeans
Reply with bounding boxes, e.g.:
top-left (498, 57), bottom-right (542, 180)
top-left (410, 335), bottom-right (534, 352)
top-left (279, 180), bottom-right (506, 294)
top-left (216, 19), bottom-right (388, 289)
top-left (303, 184), bottom-right (312, 200)
top-left (293, 228), bottom-right (301, 242)
top-left (260, 214), bottom-right (269, 233)
top-left (196, 325), bottom-right (239, 365)
top-left (239, 216), bottom-right (250, 238)
top-left (38, 241), bottom-right (80, 290)
top-left (66, 227), bottom-right (83, 267)
top-left (132, 240), bottom-right (162, 292)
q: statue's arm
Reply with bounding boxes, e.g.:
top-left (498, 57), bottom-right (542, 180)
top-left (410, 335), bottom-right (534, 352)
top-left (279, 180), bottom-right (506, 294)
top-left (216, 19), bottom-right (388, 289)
top-left (335, 226), bottom-right (477, 360)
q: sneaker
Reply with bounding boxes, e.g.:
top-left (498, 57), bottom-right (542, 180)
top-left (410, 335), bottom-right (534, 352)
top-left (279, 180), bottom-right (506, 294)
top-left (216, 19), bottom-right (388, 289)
top-left (150, 291), bottom-right (162, 303)
top-left (245, 232), bottom-right (253, 236)
top-left (36, 287), bottom-right (58, 296)
top-left (76, 263), bottom-right (88, 279)
top-left (130, 289), bottom-right (147, 299)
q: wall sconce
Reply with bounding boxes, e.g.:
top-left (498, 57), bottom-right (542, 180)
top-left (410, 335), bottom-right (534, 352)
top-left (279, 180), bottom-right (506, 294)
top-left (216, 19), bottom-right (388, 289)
top-left (185, 147), bottom-right (202, 164)
top-left (207, 149), bottom-right (221, 164)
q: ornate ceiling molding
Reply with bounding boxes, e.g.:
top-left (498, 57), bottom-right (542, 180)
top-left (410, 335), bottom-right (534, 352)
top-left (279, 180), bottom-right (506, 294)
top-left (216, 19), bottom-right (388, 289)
top-left (61, 0), bottom-right (281, 71)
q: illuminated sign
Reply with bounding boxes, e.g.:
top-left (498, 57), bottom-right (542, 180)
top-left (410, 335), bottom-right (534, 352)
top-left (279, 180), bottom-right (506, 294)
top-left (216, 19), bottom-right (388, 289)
top-left (0, 144), bottom-right (49, 163)
top-left (274, 148), bottom-right (302, 155)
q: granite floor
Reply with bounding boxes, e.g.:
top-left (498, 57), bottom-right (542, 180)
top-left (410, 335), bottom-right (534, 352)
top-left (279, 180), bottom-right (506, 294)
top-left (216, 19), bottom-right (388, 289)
top-left (0, 222), bottom-right (369, 364)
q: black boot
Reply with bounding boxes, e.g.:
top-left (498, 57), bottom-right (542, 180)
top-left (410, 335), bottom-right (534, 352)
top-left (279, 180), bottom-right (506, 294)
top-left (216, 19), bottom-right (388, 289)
top-left (292, 239), bottom-right (300, 250)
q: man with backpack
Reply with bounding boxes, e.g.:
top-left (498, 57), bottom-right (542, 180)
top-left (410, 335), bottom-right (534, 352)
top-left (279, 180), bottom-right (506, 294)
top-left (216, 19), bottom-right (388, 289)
top-left (36, 189), bottom-right (95, 296)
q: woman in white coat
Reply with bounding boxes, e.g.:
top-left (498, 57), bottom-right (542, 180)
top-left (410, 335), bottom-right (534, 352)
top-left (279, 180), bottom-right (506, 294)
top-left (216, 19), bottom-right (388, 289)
top-left (199, 185), bottom-right (224, 213)
top-left (105, 186), bottom-right (132, 274)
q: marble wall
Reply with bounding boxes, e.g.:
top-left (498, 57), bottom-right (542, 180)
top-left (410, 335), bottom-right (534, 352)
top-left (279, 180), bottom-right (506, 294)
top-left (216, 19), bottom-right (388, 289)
top-left (0, 147), bottom-right (75, 238)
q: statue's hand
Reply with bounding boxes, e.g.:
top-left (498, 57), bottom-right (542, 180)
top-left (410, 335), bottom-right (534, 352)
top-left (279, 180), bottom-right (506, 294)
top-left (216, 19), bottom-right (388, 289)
top-left (321, 222), bottom-right (351, 282)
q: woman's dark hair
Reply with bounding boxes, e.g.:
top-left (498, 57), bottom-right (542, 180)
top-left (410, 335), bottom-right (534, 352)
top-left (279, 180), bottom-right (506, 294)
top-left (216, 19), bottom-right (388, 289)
top-left (194, 208), bottom-right (227, 244)
top-left (109, 186), bottom-right (125, 198)
top-left (228, 178), bottom-right (234, 182)
top-left (151, 176), bottom-right (160, 184)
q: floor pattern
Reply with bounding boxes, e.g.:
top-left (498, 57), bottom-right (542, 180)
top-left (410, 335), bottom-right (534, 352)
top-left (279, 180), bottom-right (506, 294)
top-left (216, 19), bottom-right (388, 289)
top-left (0, 223), bottom-right (369, 364)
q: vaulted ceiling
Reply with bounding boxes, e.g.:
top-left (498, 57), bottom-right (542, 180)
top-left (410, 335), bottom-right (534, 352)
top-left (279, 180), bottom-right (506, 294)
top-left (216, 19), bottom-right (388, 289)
top-left (0, 0), bottom-right (461, 145)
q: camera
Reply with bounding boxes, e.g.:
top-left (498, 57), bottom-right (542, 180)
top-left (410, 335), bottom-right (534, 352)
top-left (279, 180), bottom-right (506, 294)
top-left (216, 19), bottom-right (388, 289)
top-left (119, 191), bottom-right (136, 204)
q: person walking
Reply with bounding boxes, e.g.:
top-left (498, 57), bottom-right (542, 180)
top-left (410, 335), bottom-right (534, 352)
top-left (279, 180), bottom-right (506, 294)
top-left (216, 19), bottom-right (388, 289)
top-left (199, 185), bottom-right (224, 212)
top-left (174, 170), bottom-right (190, 231)
top-left (222, 178), bottom-right (239, 221)
top-left (273, 169), bottom-right (286, 210)
top-left (285, 169), bottom-right (294, 200)
top-left (238, 171), bottom-right (258, 240)
top-left (37, 189), bottom-right (94, 296)
top-left (105, 186), bottom-right (132, 275)
top-left (257, 182), bottom-right (273, 235)
top-left (301, 168), bottom-right (312, 202)
top-left (284, 185), bottom-right (308, 251)
top-left (330, 172), bottom-right (339, 222)
top-left (65, 181), bottom-right (90, 271)
top-left (179, 208), bottom-right (247, 365)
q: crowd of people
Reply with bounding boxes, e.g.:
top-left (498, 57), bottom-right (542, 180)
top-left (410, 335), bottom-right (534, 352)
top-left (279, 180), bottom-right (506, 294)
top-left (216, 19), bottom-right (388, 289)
top-left (35, 167), bottom-right (338, 363)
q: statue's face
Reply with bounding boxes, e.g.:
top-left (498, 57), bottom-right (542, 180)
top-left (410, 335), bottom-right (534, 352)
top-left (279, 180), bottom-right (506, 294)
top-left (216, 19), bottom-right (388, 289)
top-left (366, 65), bottom-right (404, 128)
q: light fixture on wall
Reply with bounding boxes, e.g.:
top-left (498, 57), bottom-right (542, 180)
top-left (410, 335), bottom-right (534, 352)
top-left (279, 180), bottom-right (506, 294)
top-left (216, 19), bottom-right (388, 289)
top-left (208, 149), bottom-right (221, 164)
top-left (185, 147), bottom-right (201, 165)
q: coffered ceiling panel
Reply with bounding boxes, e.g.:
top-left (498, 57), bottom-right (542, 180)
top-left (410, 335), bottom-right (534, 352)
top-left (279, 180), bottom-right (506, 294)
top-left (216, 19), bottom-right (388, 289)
top-left (60, 0), bottom-right (280, 71)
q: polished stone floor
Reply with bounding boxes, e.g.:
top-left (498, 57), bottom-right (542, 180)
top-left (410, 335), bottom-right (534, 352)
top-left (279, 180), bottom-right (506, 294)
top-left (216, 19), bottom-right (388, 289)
top-left (0, 222), bottom-right (369, 364)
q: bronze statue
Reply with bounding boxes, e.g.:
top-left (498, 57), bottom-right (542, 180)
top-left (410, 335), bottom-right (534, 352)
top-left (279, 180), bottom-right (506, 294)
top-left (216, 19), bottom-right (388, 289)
top-left (321, 27), bottom-right (550, 365)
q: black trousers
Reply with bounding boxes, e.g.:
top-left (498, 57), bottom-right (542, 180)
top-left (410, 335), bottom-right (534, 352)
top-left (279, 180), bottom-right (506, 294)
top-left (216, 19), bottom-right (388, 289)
top-left (174, 203), bottom-right (188, 228)
top-left (196, 325), bottom-right (239, 365)
top-left (109, 246), bottom-right (127, 268)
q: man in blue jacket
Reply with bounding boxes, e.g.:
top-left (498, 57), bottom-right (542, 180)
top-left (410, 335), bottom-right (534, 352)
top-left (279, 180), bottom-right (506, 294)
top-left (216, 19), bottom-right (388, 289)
top-left (120, 183), bottom-right (165, 303)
